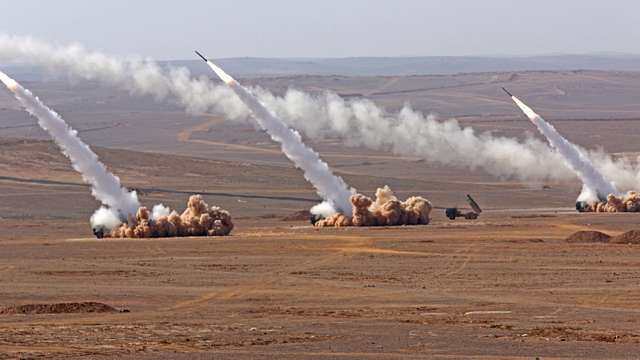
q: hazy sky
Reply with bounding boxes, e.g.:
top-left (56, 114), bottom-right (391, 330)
top-left (2, 0), bottom-right (640, 59)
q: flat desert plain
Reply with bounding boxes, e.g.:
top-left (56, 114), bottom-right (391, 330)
top-left (1, 70), bottom-right (640, 359)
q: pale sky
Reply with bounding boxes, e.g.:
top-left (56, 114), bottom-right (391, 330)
top-left (2, 0), bottom-right (639, 59)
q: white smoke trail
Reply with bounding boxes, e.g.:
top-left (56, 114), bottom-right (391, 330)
top-left (1, 34), bottom-right (639, 193)
top-left (202, 59), bottom-right (354, 215)
top-left (254, 85), bottom-right (640, 192)
top-left (0, 71), bottom-right (139, 228)
top-left (258, 90), bottom-right (575, 182)
top-left (508, 93), bottom-right (618, 202)
top-left (0, 34), bottom-right (249, 119)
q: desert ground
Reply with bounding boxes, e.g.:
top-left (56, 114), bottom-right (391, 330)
top-left (2, 70), bottom-right (640, 358)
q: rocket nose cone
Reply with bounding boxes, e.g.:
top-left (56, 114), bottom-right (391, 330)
top-left (502, 87), bottom-right (513, 97)
top-left (194, 50), bottom-right (208, 62)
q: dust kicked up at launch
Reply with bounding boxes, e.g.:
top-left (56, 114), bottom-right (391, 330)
top-left (0, 71), bottom-right (234, 238)
top-left (504, 88), bottom-right (640, 213)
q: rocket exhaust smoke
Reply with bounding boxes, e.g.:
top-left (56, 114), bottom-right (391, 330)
top-left (106, 195), bottom-right (233, 238)
top-left (0, 71), bottom-right (234, 237)
top-left (578, 192), bottom-right (640, 213)
top-left (2, 35), bottom-right (640, 194)
top-left (0, 71), bottom-right (140, 230)
top-left (315, 186), bottom-right (432, 227)
top-left (504, 89), bottom-right (618, 203)
top-left (196, 51), bottom-right (354, 216)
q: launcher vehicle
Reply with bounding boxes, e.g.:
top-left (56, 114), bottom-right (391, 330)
top-left (445, 194), bottom-right (482, 220)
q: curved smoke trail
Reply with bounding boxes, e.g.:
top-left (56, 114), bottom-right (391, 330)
top-left (0, 71), bottom-right (139, 229)
top-left (506, 91), bottom-right (618, 202)
top-left (1, 34), bottom-right (639, 192)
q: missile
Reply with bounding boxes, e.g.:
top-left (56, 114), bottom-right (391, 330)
top-left (194, 50), bottom-right (208, 63)
top-left (502, 88), bottom-right (537, 120)
top-left (194, 50), bottom-right (236, 84)
top-left (504, 87), bottom-right (617, 203)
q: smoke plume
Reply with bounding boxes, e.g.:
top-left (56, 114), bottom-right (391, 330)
top-left (508, 94), bottom-right (618, 203)
top-left (315, 186), bottom-right (432, 227)
top-left (2, 34), bottom-right (640, 194)
top-left (581, 192), bottom-right (640, 212)
top-left (106, 195), bottom-right (233, 238)
top-left (0, 71), bottom-right (234, 237)
top-left (0, 71), bottom-right (140, 229)
top-left (201, 59), bottom-right (354, 216)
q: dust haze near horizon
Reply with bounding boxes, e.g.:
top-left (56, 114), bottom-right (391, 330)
top-left (1, 0), bottom-right (640, 60)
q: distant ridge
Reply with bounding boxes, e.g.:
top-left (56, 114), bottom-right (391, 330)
top-left (167, 54), bottom-right (640, 78)
top-left (5, 54), bottom-right (640, 80)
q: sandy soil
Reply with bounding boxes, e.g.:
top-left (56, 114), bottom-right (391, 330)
top-left (1, 140), bottom-right (640, 359)
top-left (2, 71), bottom-right (640, 358)
top-left (2, 212), bottom-right (640, 359)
